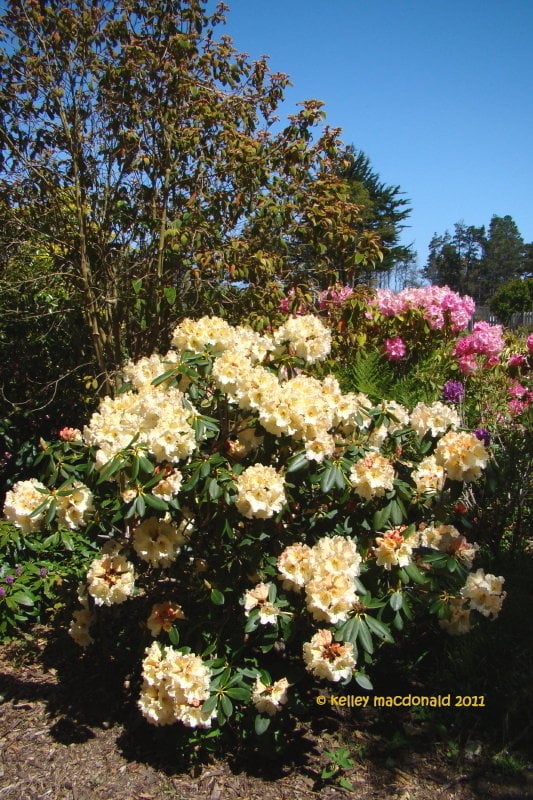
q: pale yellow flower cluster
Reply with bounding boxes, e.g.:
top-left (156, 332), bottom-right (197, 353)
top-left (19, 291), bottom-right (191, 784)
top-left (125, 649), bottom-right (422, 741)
top-left (417, 523), bottom-right (478, 568)
top-left (226, 418), bottom-right (264, 459)
top-left (55, 482), bottom-right (94, 530)
top-left (374, 527), bottom-right (413, 570)
top-left (3, 478), bottom-right (49, 533)
top-left (460, 569), bottom-right (506, 618)
top-left (83, 385), bottom-right (197, 468)
top-left (207, 326), bottom-right (374, 462)
top-left (68, 607), bottom-right (95, 647)
top-left (439, 598), bottom-right (472, 636)
top-left (86, 549), bottom-right (136, 606)
top-left (434, 431), bottom-right (489, 482)
top-left (252, 676), bottom-right (290, 716)
top-left (278, 536), bottom-right (361, 624)
top-left (138, 642), bottom-right (215, 728)
top-left (147, 601), bottom-right (186, 637)
top-left (243, 582), bottom-right (279, 624)
top-left (303, 629), bottom-right (356, 682)
top-left (68, 584), bottom-right (95, 648)
top-left (152, 468), bottom-right (183, 501)
top-left (123, 351), bottom-right (179, 391)
top-left (171, 315), bottom-right (237, 354)
top-left (367, 400), bottom-right (410, 449)
top-left (277, 543), bottom-right (315, 592)
top-left (273, 315), bottom-right (332, 363)
top-left (349, 452), bottom-right (395, 501)
top-left (172, 315), bottom-right (273, 362)
top-left (235, 464), bottom-right (286, 519)
top-left (410, 401), bottom-right (461, 438)
top-left (411, 455), bottom-right (445, 494)
top-left (132, 516), bottom-right (189, 568)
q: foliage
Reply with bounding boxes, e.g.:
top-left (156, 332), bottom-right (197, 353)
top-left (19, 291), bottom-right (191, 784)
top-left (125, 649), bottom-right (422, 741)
top-left (489, 277), bottom-right (533, 325)
top-left (339, 146), bottom-right (415, 279)
top-left (423, 216), bottom-right (532, 303)
top-left (0, 519), bottom-right (97, 639)
top-left (424, 222), bottom-right (484, 298)
top-left (1, 313), bottom-right (508, 758)
top-left (320, 747), bottom-right (355, 790)
top-left (0, 0), bottom-right (383, 395)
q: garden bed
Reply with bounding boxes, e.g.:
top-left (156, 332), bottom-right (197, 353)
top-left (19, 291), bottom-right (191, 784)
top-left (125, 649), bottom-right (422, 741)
top-left (1, 631), bottom-right (532, 800)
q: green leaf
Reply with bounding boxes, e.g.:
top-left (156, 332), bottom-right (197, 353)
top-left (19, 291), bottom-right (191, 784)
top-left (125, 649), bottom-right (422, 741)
top-left (201, 695), bottom-right (218, 715)
top-left (254, 714), bottom-right (271, 735)
top-left (335, 616), bottom-right (360, 647)
top-left (357, 618), bottom-right (374, 654)
top-left (225, 686), bottom-right (250, 701)
top-left (373, 503), bottom-right (391, 530)
top-left (389, 498), bottom-right (406, 526)
top-left (389, 591), bottom-right (403, 612)
top-left (135, 494), bottom-right (146, 517)
top-left (286, 451), bottom-right (308, 473)
top-left (220, 694), bottom-right (233, 718)
top-left (210, 588), bottom-right (225, 606)
top-left (168, 626), bottom-right (179, 646)
top-left (392, 611), bottom-right (404, 631)
top-left (11, 591), bottom-right (35, 607)
top-left (144, 493), bottom-right (168, 511)
top-left (355, 672), bottom-right (373, 691)
top-left (207, 477), bottom-right (222, 501)
top-left (164, 286), bottom-right (177, 305)
top-left (402, 562), bottom-right (428, 584)
top-left (365, 614), bottom-right (394, 643)
top-left (151, 367), bottom-right (178, 387)
top-left (244, 610), bottom-right (259, 633)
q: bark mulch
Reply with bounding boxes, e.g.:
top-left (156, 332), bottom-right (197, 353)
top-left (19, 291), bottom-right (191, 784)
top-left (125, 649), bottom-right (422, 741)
top-left (1, 630), bottom-right (532, 800)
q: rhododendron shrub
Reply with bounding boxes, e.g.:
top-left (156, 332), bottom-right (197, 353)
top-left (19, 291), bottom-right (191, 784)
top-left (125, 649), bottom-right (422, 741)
top-left (277, 284), bottom-right (476, 365)
top-left (2, 315), bottom-right (506, 749)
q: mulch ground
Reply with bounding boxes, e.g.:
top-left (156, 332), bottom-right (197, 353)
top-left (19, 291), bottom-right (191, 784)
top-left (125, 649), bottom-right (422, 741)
top-left (1, 629), bottom-right (532, 800)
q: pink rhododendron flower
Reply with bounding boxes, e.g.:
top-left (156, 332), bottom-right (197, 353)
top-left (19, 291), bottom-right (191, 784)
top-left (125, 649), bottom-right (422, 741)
top-left (457, 354), bottom-right (478, 375)
top-left (318, 285), bottom-right (354, 309)
top-left (59, 427), bottom-right (82, 442)
top-left (374, 286), bottom-right (475, 332)
top-left (527, 333), bottom-right (533, 353)
top-left (279, 289), bottom-right (309, 315)
top-left (508, 353), bottom-right (526, 367)
top-left (508, 381), bottom-right (528, 399)
top-left (508, 399), bottom-right (529, 416)
top-left (384, 337), bottom-right (407, 361)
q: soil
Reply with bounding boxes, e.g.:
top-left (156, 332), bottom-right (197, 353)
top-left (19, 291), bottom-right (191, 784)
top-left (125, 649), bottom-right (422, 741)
top-left (1, 630), bottom-right (532, 800)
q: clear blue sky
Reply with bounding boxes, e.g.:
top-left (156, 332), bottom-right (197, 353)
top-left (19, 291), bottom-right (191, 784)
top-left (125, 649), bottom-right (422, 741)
top-left (220, 0), bottom-right (533, 268)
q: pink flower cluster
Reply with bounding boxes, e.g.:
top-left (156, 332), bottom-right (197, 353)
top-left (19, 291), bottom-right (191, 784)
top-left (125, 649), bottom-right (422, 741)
top-left (278, 289), bottom-right (310, 316)
top-left (453, 321), bottom-right (505, 375)
top-left (374, 286), bottom-right (475, 332)
top-left (384, 337), bottom-right (407, 361)
top-left (317, 285), bottom-right (354, 309)
top-left (507, 381), bottom-right (533, 416)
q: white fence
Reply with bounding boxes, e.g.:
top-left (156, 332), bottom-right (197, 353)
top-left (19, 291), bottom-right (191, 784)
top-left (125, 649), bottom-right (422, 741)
top-left (473, 306), bottom-right (533, 330)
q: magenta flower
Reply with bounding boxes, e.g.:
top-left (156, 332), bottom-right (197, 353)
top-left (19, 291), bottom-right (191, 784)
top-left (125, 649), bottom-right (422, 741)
top-left (384, 337), bottom-right (407, 361)
top-left (508, 353), bottom-right (526, 367)
top-left (457, 354), bottom-right (478, 375)
top-left (527, 333), bottom-right (533, 353)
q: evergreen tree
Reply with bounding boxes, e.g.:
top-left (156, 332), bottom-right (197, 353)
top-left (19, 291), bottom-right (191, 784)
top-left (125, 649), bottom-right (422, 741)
top-left (482, 215), bottom-right (526, 299)
top-left (423, 222), bottom-right (484, 298)
top-left (339, 146), bottom-right (415, 282)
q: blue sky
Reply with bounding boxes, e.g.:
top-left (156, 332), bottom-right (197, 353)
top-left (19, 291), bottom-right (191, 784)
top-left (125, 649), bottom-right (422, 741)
top-left (221, 0), bottom-right (533, 268)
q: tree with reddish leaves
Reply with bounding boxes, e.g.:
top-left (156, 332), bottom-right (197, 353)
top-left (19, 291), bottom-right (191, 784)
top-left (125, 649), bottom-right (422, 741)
top-left (0, 0), bottom-right (382, 396)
